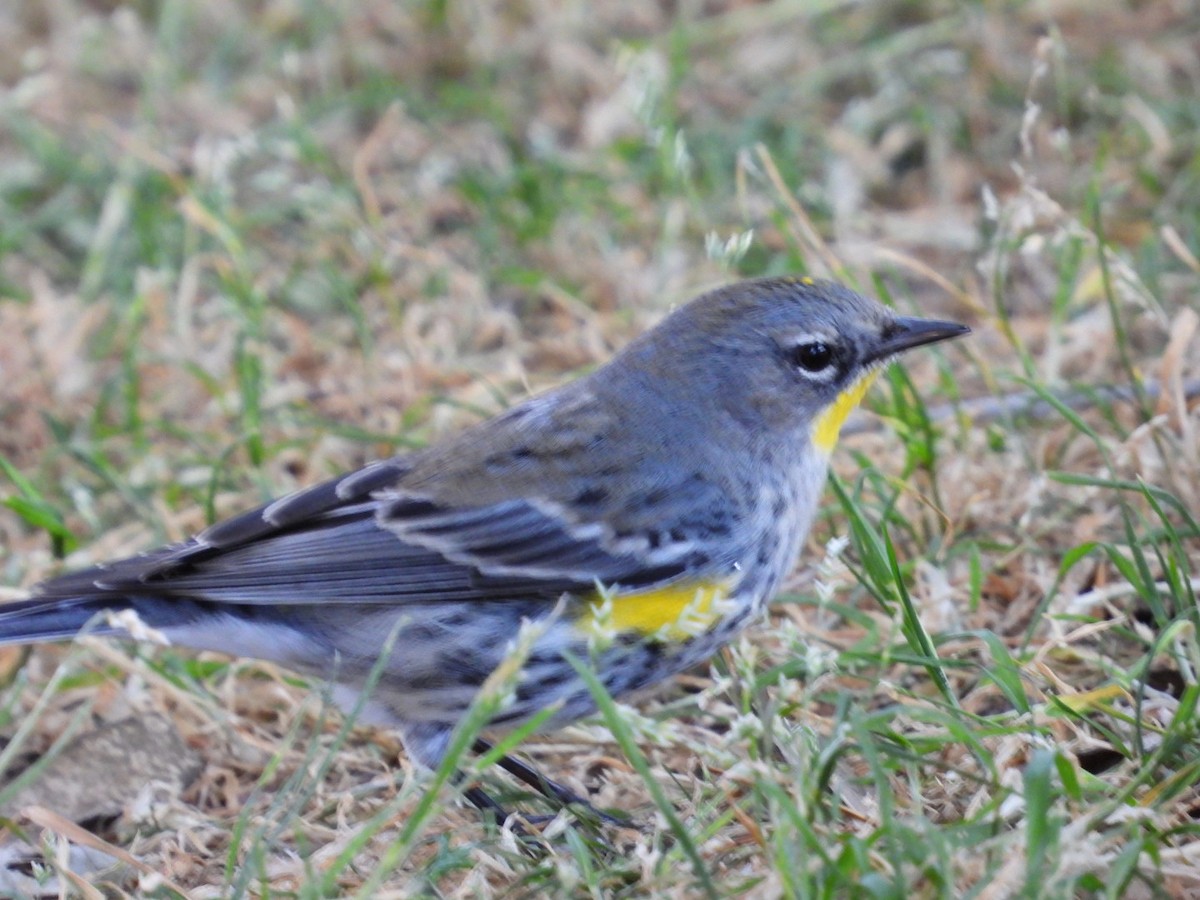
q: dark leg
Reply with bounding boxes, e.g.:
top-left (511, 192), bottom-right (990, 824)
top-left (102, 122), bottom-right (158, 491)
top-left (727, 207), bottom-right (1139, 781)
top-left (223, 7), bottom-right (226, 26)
top-left (454, 771), bottom-right (518, 827)
top-left (462, 783), bottom-right (510, 821)
top-left (459, 780), bottom-right (550, 847)
top-left (473, 738), bottom-right (627, 826)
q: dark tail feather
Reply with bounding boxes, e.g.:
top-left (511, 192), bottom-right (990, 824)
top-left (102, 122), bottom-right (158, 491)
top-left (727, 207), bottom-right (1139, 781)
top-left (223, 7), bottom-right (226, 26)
top-left (0, 596), bottom-right (129, 646)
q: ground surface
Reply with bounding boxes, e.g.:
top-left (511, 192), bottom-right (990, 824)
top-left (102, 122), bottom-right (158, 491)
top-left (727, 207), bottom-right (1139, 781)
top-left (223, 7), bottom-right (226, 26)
top-left (1, 1), bottom-right (1198, 897)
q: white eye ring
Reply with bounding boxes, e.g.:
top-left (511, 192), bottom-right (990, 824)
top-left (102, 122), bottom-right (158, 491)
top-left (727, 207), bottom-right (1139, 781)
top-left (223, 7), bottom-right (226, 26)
top-left (786, 334), bottom-right (840, 382)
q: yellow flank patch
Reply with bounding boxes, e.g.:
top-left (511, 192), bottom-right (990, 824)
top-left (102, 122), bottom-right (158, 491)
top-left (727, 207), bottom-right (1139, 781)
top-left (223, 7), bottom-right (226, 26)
top-left (811, 369), bottom-right (881, 454)
top-left (581, 580), bottom-right (732, 643)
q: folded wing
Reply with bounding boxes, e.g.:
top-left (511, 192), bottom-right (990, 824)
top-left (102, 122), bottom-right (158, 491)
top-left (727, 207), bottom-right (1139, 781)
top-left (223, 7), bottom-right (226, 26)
top-left (27, 460), bottom-right (693, 611)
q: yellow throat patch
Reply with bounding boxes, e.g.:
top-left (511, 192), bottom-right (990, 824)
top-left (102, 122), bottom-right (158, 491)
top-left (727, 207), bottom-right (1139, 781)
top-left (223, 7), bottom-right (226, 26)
top-left (581, 580), bottom-right (733, 643)
top-left (811, 369), bottom-right (881, 454)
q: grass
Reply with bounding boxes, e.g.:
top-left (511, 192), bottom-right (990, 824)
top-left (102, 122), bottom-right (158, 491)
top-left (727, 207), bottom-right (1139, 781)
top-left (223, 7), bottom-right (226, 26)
top-left (1, 0), bottom-right (1199, 896)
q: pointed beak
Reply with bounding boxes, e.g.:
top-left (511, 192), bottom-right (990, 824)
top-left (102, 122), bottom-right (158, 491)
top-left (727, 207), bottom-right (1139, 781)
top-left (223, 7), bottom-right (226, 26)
top-left (864, 316), bottom-right (970, 365)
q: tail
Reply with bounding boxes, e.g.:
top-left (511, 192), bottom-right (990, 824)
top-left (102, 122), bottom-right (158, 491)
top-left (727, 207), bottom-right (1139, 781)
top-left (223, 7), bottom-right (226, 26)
top-left (0, 594), bottom-right (206, 647)
top-left (0, 557), bottom-right (212, 647)
top-left (0, 596), bottom-right (128, 645)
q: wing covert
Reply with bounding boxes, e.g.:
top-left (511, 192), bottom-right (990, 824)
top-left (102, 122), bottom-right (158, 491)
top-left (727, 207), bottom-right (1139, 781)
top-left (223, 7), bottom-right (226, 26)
top-left (35, 483), bottom-right (694, 608)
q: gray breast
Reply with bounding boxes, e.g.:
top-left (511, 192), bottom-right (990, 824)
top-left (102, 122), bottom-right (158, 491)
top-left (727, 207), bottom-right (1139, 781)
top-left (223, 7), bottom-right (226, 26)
top-left (738, 446), bottom-right (831, 608)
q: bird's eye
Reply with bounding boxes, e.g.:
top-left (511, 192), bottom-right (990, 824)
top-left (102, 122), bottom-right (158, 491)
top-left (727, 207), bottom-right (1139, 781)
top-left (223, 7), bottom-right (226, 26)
top-left (790, 341), bottom-right (836, 373)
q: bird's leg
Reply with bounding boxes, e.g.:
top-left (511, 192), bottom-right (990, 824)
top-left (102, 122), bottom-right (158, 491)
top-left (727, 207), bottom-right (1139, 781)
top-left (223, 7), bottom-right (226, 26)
top-left (456, 777), bottom-right (551, 849)
top-left (472, 738), bottom-right (627, 826)
top-left (461, 782), bottom-right (511, 822)
top-left (453, 771), bottom-right (521, 828)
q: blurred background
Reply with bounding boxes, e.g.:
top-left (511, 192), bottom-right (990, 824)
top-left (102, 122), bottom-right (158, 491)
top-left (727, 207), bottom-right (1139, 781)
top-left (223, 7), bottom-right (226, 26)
top-left (0, 1), bottom-right (1197, 896)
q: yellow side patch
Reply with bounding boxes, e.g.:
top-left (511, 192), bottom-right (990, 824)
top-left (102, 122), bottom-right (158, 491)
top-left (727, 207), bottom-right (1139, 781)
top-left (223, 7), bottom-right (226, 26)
top-left (811, 369), bottom-right (881, 454)
top-left (581, 580), bottom-right (733, 643)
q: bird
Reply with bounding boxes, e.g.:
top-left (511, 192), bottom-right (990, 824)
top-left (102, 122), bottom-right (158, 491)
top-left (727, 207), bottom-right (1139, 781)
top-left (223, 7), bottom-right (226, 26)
top-left (0, 276), bottom-right (968, 820)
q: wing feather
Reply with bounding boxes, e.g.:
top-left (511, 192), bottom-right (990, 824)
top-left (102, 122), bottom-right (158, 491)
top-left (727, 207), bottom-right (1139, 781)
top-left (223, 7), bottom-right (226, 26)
top-left (34, 472), bottom-right (696, 608)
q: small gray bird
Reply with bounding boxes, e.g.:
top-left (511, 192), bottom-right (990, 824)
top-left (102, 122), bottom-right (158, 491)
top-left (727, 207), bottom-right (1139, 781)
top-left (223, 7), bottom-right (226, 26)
top-left (0, 277), bottom-right (967, 817)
